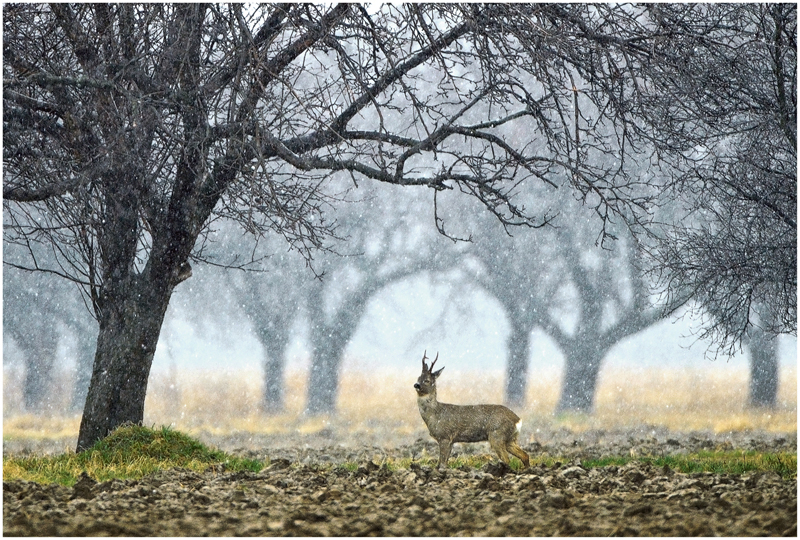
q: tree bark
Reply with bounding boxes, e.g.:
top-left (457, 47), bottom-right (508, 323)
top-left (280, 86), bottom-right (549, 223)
top-left (258, 325), bottom-right (291, 414)
top-left (76, 275), bottom-right (174, 451)
top-left (748, 326), bottom-right (779, 408)
top-left (555, 342), bottom-right (605, 413)
top-left (504, 321), bottom-right (530, 407)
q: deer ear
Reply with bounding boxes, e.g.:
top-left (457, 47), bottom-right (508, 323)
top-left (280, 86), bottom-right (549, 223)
top-left (432, 367), bottom-right (444, 379)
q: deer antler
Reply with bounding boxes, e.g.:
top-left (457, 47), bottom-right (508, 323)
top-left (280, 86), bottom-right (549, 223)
top-left (421, 350), bottom-right (429, 371)
top-left (430, 352), bottom-right (439, 372)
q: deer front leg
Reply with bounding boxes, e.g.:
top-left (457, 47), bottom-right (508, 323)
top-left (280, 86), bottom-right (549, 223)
top-left (437, 439), bottom-right (453, 469)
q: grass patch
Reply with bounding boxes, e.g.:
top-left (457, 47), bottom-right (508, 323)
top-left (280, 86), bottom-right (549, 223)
top-left (4, 425), bottom-right (795, 485)
top-left (3, 424), bottom-right (262, 486)
top-left (584, 451), bottom-right (797, 480)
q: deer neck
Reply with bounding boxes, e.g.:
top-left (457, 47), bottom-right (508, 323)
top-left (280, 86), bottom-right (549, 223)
top-left (417, 387), bottom-right (440, 421)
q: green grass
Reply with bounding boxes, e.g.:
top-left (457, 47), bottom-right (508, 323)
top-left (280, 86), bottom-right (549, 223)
top-left (583, 451), bottom-right (797, 480)
top-left (3, 425), bottom-right (796, 485)
top-left (3, 424), bottom-right (262, 486)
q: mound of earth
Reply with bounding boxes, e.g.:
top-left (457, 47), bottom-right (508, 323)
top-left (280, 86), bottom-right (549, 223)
top-left (3, 429), bottom-right (797, 536)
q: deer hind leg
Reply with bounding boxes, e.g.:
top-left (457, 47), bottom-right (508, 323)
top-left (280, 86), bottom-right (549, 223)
top-left (437, 439), bottom-right (453, 470)
top-left (488, 434), bottom-right (512, 465)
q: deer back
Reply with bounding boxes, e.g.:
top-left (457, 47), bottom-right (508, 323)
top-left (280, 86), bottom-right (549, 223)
top-left (421, 401), bottom-right (521, 443)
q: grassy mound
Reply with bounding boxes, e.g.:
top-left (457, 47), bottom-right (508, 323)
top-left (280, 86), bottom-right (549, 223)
top-left (3, 424), bottom-right (262, 486)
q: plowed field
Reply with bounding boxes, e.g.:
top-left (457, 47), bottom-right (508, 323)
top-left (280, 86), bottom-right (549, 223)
top-left (4, 429), bottom-right (796, 536)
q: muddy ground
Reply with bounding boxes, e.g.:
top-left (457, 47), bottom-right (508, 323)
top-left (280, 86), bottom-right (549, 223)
top-left (3, 428), bottom-right (797, 536)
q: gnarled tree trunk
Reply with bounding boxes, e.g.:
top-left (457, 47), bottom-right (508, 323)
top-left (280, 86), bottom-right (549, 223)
top-left (555, 341), bottom-right (605, 413)
top-left (748, 325), bottom-right (779, 408)
top-left (504, 320), bottom-right (531, 407)
top-left (76, 274), bottom-right (175, 451)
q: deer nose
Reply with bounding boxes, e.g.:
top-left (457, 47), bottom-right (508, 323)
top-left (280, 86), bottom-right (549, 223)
top-left (414, 383), bottom-right (421, 390)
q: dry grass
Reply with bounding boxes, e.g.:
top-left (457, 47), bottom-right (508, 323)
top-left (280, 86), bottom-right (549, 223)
top-left (3, 364), bottom-right (796, 442)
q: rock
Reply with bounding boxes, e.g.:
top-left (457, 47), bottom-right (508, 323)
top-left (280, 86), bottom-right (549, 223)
top-left (561, 466), bottom-right (587, 479)
top-left (541, 490), bottom-right (570, 509)
top-left (483, 461), bottom-right (511, 477)
top-left (622, 502), bottom-right (653, 517)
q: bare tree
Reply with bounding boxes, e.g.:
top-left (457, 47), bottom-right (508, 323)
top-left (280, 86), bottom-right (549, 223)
top-left (3, 4), bottom-right (681, 450)
top-left (228, 246), bottom-right (307, 414)
top-left (304, 187), bottom-right (456, 415)
top-left (3, 270), bottom-right (59, 414)
top-left (3, 244), bottom-right (97, 413)
top-left (642, 4), bottom-right (797, 354)
top-left (466, 195), bottom-right (661, 411)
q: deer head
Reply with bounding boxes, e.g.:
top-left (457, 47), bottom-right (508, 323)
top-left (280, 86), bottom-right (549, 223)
top-left (414, 350), bottom-right (444, 397)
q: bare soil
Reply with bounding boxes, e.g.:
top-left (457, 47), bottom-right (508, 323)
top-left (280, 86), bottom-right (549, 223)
top-left (3, 428), bottom-right (797, 536)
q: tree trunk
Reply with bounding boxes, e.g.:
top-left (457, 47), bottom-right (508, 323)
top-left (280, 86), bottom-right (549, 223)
top-left (748, 326), bottom-right (779, 408)
top-left (504, 321), bottom-right (530, 407)
top-left (555, 342), bottom-right (604, 413)
top-left (23, 327), bottom-right (58, 414)
top-left (259, 327), bottom-right (290, 414)
top-left (76, 276), bottom-right (174, 451)
top-left (304, 283), bottom-right (372, 415)
top-left (305, 335), bottom-right (343, 415)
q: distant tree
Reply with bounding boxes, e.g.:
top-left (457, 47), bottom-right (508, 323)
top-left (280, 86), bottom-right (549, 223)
top-left (3, 4), bottom-right (708, 450)
top-left (462, 209), bottom-right (562, 407)
top-left (466, 194), bottom-right (662, 411)
top-left (304, 188), bottom-right (454, 415)
top-left (227, 247), bottom-right (308, 414)
top-left (67, 323), bottom-right (97, 413)
top-left (746, 307), bottom-right (780, 408)
top-left (3, 268), bottom-right (60, 414)
top-left (642, 4), bottom-right (797, 353)
top-left (3, 246), bottom-right (97, 413)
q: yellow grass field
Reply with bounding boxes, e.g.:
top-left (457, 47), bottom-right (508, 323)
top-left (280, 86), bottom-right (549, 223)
top-left (3, 363), bottom-right (796, 444)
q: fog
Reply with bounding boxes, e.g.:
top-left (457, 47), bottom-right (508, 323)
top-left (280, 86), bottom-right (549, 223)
top-left (139, 272), bottom-right (796, 376)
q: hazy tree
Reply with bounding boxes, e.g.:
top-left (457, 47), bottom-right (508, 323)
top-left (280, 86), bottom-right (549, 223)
top-left (746, 319), bottom-right (780, 408)
top-left (3, 268), bottom-right (60, 414)
top-left (466, 194), bottom-right (661, 411)
top-left (642, 4), bottom-right (797, 353)
top-left (304, 188), bottom-right (454, 415)
top-left (227, 247), bottom-right (308, 414)
top-left (3, 245), bottom-right (97, 413)
top-left (3, 4), bottom-right (703, 450)
top-left (462, 209), bottom-right (561, 407)
top-left (67, 324), bottom-right (97, 412)
top-left (549, 231), bottom-right (661, 413)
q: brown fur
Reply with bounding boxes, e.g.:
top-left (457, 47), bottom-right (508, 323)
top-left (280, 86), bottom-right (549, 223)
top-left (414, 352), bottom-right (530, 469)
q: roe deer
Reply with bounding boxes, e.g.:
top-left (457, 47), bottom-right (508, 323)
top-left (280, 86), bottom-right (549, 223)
top-left (414, 351), bottom-right (530, 470)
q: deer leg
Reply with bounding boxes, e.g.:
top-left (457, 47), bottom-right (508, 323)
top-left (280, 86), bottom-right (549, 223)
top-left (508, 441), bottom-right (530, 468)
top-left (437, 439), bottom-right (453, 469)
top-left (488, 435), bottom-right (512, 465)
